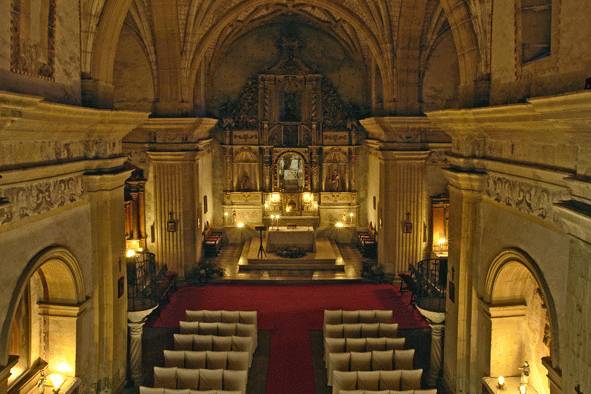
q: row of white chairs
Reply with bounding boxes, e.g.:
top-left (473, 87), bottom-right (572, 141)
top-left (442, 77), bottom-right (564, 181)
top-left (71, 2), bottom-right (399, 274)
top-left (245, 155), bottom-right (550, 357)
top-left (327, 349), bottom-right (415, 385)
top-left (163, 350), bottom-right (250, 371)
top-left (152, 367), bottom-right (247, 392)
top-left (178, 321), bottom-right (258, 348)
top-left (324, 337), bottom-right (406, 365)
top-left (142, 310), bottom-right (259, 394)
top-left (332, 369), bottom-right (424, 394)
top-left (325, 323), bottom-right (399, 339)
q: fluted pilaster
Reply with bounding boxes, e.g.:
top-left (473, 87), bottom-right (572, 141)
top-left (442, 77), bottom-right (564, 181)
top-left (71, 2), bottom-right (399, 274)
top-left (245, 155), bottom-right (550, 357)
top-left (378, 150), bottom-right (430, 274)
top-left (148, 151), bottom-right (199, 278)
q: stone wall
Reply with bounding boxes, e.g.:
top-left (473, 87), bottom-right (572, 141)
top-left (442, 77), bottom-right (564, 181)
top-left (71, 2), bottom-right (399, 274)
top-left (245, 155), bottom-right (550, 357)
top-left (490, 0), bottom-right (591, 105)
top-left (422, 31), bottom-right (460, 112)
top-left (205, 22), bottom-right (369, 117)
top-left (428, 90), bottom-right (591, 394)
top-left (0, 1), bottom-right (81, 104)
top-left (113, 24), bottom-right (155, 112)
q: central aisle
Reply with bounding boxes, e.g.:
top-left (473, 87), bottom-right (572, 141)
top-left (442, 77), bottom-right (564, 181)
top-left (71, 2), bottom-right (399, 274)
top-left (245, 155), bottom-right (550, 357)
top-left (151, 284), bottom-right (429, 394)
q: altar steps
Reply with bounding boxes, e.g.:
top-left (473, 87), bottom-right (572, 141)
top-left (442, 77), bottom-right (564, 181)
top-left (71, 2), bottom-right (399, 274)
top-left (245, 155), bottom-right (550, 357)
top-left (238, 262), bottom-right (345, 272)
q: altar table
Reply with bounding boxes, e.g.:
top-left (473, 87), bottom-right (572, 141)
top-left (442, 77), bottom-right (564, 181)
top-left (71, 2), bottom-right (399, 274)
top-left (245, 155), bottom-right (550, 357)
top-left (266, 226), bottom-right (316, 252)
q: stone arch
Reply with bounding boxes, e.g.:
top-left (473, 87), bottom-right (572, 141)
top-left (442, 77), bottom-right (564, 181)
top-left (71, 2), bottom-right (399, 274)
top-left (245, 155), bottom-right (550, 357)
top-left (483, 248), bottom-right (560, 393)
top-left (84, 0), bottom-right (133, 107)
top-left (439, 0), bottom-right (483, 106)
top-left (185, 0), bottom-right (394, 113)
top-left (0, 246), bottom-right (86, 366)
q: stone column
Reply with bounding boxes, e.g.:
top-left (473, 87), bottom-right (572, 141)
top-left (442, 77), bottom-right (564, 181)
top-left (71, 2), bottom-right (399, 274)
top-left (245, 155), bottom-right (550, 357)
top-left (427, 324), bottom-right (445, 386)
top-left (148, 150), bottom-right (199, 278)
top-left (377, 150), bottom-right (430, 275)
top-left (555, 200), bottom-right (591, 394)
top-left (127, 306), bottom-right (158, 386)
top-left (441, 169), bottom-right (484, 394)
top-left (85, 168), bottom-right (132, 393)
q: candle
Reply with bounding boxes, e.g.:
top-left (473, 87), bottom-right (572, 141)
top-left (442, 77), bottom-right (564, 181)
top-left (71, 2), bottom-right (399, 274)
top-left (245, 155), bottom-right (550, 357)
top-left (497, 376), bottom-right (505, 388)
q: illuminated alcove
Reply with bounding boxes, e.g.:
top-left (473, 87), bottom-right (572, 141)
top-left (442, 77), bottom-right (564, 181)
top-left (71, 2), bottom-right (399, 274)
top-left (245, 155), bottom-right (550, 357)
top-left (482, 249), bottom-right (559, 394)
top-left (3, 247), bottom-right (86, 391)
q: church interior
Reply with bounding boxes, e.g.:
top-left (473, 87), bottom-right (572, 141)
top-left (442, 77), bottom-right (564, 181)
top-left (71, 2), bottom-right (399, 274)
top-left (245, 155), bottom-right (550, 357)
top-left (0, 1), bottom-right (590, 393)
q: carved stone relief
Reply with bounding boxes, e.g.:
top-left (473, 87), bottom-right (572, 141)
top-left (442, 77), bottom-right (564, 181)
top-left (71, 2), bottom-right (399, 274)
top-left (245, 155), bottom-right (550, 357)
top-left (485, 175), bottom-right (559, 220)
top-left (0, 175), bottom-right (84, 226)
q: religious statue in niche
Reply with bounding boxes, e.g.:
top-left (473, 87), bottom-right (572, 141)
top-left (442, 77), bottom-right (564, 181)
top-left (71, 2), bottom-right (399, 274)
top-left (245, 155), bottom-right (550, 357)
top-left (238, 173), bottom-right (251, 191)
top-left (278, 153), bottom-right (305, 192)
top-left (327, 170), bottom-right (342, 192)
top-left (282, 92), bottom-right (301, 121)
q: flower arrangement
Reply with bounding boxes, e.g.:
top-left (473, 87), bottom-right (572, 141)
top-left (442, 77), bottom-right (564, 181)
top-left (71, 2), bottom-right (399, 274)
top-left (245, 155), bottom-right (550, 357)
top-left (188, 259), bottom-right (224, 284)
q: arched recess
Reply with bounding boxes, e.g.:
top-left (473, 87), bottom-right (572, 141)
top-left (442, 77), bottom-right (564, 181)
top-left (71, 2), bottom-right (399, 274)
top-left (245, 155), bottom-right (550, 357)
top-left (112, 22), bottom-right (156, 112)
top-left (483, 248), bottom-right (559, 394)
top-left (185, 0), bottom-right (395, 114)
top-left (439, 0), bottom-right (483, 106)
top-left (84, 0), bottom-right (133, 107)
top-left (1, 246), bottom-right (87, 385)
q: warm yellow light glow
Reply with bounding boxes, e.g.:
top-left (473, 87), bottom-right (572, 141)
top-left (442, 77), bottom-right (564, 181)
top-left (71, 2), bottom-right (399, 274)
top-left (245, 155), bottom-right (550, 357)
top-left (335, 221), bottom-right (344, 228)
top-left (55, 361), bottom-right (73, 375)
top-left (237, 222), bottom-right (245, 228)
top-left (264, 202), bottom-right (270, 209)
top-left (275, 215), bottom-right (280, 220)
top-left (137, 247), bottom-right (143, 252)
top-left (271, 193), bottom-right (281, 202)
top-left (313, 202), bottom-right (319, 209)
top-left (519, 384), bottom-right (527, 394)
top-left (497, 376), bottom-right (505, 388)
top-left (302, 192), bottom-right (312, 202)
top-left (224, 212), bottom-right (228, 217)
top-left (349, 212), bottom-right (354, 217)
top-left (285, 205), bottom-right (292, 212)
top-left (8, 365), bottom-right (24, 383)
top-left (437, 237), bottom-right (447, 247)
top-left (125, 249), bottom-right (136, 258)
top-left (48, 373), bottom-right (65, 390)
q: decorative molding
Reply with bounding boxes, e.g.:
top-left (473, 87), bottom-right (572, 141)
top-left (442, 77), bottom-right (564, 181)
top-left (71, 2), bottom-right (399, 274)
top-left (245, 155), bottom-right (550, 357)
top-left (0, 175), bottom-right (84, 226)
top-left (485, 174), bottom-right (554, 219)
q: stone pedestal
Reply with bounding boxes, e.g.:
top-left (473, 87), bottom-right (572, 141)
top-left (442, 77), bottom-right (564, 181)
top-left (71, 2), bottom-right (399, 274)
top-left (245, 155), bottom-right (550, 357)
top-left (427, 324), bottom-right (445, 387)
top-left (377, 150), bottom-right (430, 275)
top-left (127, 306), bottom-right (158, 386)
top-left (148, 151), bottom-right (200, 278)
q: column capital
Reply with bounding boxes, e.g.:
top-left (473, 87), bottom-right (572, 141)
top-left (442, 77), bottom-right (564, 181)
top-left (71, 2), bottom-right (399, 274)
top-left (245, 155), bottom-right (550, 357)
top-left (84, 168), bottom-right (133, 192)
top-left (554, 200), bottom-right (591, 244)
top-left (443, 167), bottom-right (486, 194)
top-left (147, 150), bottom-right (198, 162)
top-left (378, 150), bottom-right (431, 162)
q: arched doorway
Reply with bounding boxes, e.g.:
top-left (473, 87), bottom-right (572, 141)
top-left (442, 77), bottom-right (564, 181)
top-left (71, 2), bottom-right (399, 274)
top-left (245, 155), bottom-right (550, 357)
top-left (2, 247), bottom-right (86, 389)
top-left (483, 249), bottom-right (559, 394)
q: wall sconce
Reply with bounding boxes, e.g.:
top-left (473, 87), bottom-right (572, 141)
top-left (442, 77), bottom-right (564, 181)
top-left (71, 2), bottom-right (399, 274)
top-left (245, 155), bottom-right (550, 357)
top-left (403, 212), bottom-right (413, 233)
top-left (166, 211), bottom-right (177, 232)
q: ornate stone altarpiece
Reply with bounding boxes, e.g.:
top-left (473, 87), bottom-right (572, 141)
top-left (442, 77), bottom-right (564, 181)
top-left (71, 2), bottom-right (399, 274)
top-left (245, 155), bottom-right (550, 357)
top-left (220, 34), bottom-right (360, 226)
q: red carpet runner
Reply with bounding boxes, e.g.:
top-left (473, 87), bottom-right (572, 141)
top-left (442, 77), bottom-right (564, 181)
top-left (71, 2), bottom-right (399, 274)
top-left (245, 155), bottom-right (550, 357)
top-left (151, 284), bottom-right (429, 394)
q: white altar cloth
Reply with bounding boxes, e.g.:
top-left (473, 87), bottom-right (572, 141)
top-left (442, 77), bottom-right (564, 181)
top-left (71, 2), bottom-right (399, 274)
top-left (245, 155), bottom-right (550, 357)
top-left (266, 226), bottom-right (316, 252)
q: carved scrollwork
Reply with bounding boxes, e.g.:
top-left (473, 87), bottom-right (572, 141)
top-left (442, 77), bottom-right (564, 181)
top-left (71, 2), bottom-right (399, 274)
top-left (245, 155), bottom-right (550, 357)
top-left (485, 175), bottom-right (553, 219)
top-left (0, 175), bottom-right (84, 226)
